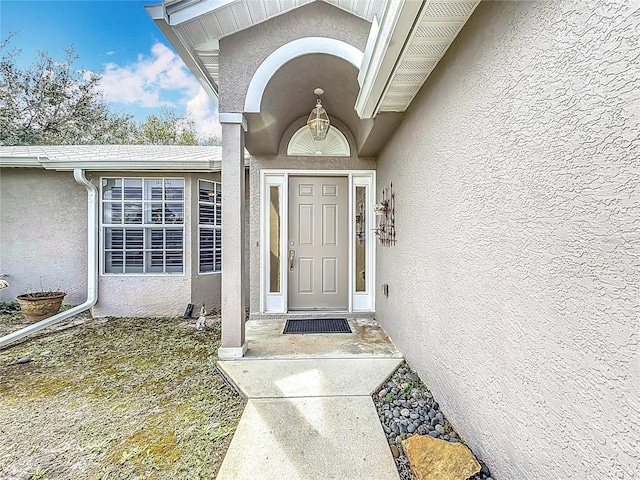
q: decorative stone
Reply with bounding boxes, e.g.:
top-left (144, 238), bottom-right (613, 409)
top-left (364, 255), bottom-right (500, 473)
top-left (406, 372), bottom-right (420, 382)
top-left (435, 424), bottom-right (445, 434)
top-left (390, 444), bottom-right (400, 458)
top-left (401, 408), bottom-right (410, 417)
top-left (17, 357), bottom-right (31, 364)
top-left (402, 435), bottom-right (480, 480)
top-left (378, 389), bottom-right (388, 398)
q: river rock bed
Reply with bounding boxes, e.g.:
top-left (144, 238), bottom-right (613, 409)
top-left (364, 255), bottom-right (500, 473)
top-left (374, 362), bottom-right (493, 480)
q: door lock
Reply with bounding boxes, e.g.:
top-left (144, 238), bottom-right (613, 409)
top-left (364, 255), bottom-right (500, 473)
top-left (288, 249), bottom-right (296, 271)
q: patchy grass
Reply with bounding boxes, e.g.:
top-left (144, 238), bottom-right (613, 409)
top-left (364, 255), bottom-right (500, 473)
top-left (0, 309), bottom-right (244, 480)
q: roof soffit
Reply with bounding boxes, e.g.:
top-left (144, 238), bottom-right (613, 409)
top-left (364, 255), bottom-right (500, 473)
top-left (356, 0), bottom-right (481, 117)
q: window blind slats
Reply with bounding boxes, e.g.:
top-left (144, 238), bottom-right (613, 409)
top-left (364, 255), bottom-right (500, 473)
top-left (102, 177), bottom-right (185, 274)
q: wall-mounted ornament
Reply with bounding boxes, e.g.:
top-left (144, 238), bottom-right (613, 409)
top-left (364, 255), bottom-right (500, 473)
top-left (374, 183), bottom-right (395, 246)
top-left (355, 199), bottom-right (366, 246)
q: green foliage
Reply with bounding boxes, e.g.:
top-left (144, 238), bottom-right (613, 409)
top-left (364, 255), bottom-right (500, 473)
top-left (0, 33), bottom-right (135, 146)
top-left (0, 34), bottom-right (219, 147)
top-left (132, 107), bottom-right (198, 146)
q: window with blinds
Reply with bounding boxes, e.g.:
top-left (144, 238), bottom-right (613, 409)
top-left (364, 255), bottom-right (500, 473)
top-left (101, 178), bottom-right (185, 274)
top-left (198, 179), bottom-right (222, 273)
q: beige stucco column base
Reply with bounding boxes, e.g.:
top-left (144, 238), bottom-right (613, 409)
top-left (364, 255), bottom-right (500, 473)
top-left (218, 113), bottom-right (248, 359)
top-left (218, 342), bottom-right (248, 360)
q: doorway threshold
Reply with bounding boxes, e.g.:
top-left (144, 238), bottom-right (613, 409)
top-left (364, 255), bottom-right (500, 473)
top-left (251, 311), bottom-right (374, 321)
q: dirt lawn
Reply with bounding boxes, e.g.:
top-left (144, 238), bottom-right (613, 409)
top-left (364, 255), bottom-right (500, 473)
top-left (0, 304), bottom-right (244, 480)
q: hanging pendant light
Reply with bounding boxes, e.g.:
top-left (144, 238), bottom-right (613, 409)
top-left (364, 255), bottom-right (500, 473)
top-left (307, 87), bottom-right (330, 141)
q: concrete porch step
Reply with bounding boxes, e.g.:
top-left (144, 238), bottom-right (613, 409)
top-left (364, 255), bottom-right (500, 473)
top-left (218, 358), bottom-right (403, 398)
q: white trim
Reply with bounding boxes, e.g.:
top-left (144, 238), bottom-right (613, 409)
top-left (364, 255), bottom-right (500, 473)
top-left (260, 173), bottom-right (286, 313)
top-left (355, 0), bottom-right (423, 118)
top-left (358, 14), bottom-right (380, 88)
top-left (217, 342), bottom-right (248, 359)
top-left (259, 169), bottom-right (375, 314)
top-left (99, 176), bottom-right (187, 276)
top-left (352, 174), bottom-right (376, 311)
top-left (167, 0), bottom-right (235, 26)
top-left (219, 113), bottom-right (248, 132)
top-left (286, 125), bottom-right (351, 157)
top-left (245, 38), bottom-right (364, 113)
top-left (0, 146), bottom-right (225, 172)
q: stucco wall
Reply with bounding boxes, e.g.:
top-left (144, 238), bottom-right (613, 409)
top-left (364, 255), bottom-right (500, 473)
top-left (374, 1), bottom-right (639, 479)
top-left (249, 118), bottom-right (376, 313)
top-left (218, 1), bottom-right (369, 113)
top-left (0, 168), bottom-right (88, 304)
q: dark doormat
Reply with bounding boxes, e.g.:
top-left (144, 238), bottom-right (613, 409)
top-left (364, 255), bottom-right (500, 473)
top-left (283, 318), bottom-right (351, 334)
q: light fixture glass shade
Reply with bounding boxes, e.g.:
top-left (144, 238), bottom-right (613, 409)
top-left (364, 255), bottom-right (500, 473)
top-left (307, 99), bottom-right (330, 141)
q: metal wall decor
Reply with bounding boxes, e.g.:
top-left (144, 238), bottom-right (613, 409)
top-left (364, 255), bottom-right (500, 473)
top-left (355, 199), bottom-right (366, 245)
top-left (374, 183), bottom-right (396, 246)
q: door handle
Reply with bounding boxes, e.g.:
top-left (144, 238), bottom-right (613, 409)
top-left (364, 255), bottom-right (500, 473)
top-left (288, 249), bottom-right (295, 271)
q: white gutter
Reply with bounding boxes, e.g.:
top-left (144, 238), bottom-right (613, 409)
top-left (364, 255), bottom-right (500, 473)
top-left (0, 169), bottom-right (98, 349)
top-left (355, 0), bottom-right (424, 119)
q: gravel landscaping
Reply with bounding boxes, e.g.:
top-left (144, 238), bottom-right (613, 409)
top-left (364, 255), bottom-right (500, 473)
top-left (374, 362), bottom-right (494, 480)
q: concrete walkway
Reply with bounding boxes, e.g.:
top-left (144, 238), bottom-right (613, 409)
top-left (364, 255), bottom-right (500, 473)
top-left (216, 319), bottom-right (403, 480)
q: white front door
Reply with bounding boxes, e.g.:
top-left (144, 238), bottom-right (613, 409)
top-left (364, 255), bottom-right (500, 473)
top-left (288, 176), bottom-right (348, 310)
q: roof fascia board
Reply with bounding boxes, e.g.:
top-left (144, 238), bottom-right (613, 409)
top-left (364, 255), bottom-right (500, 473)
top-left (1, 156), bottom-right (250, 172)
top-left (355, 0), bottom-right (424, 119)
top-left (145, 4), bottom-right (219, 97)
top-left (167, 0), bottom-right (234, 26)
top-left (0, 157), bottom-right (42, 167)
top-left (37, 160), bottom-right (222, 172)
top-left (0, 156), bottom-right (221, 172)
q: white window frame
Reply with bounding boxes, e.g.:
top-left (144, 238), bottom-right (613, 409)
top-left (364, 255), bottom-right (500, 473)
top-left (198, 179), bottom-right (222, 274)
top-left (260, 170), bottom-right (376, 313)
top-left (100, 177), bottom-right (185, 275)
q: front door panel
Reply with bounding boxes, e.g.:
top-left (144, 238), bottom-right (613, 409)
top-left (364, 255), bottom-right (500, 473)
top-left (288, 176), bottom-right (348, 310)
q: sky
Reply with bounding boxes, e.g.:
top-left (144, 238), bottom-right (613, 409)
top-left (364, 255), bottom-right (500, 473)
top-left (1, 0), bottom-right (221, 138)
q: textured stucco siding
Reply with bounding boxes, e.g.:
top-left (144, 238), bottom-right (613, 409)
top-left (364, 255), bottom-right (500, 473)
top-left (249, 119), bottom-right (376, 313)
top-left (0, 168), bottom-right (88, 304)
top-left (374, 1), bottom-right (639, 479)
top-left (218, 1), bottom-right (369, 113)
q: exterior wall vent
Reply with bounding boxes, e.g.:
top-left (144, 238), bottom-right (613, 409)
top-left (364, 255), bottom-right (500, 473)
top-left (286, 125), bottom-right (350, 157)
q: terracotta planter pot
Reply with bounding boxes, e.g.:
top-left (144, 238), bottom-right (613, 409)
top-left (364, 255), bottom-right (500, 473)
top-left (16, 292), bottom-right (66, 322)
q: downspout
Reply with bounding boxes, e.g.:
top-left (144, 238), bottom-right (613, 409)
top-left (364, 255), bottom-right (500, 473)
top-left (0, 169), bottom-right (98, 349)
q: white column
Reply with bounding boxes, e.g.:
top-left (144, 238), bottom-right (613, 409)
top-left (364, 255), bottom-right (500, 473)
top-left (218, 113), bottom-right (248, 359)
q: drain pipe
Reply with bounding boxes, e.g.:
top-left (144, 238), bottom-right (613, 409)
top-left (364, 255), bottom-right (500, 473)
top-left (0, 169), bottom-right (98, 349)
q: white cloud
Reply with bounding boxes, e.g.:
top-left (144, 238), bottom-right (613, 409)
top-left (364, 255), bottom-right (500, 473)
top-left (93, 42), bottom-right (221, 140)
top-left (105, 51), bottom-right (115, 56)
top-left (97, 42), bottom-right (200, 108)
top-left (187, 86), bottom-right (221, 140)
